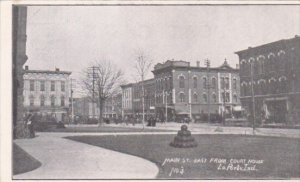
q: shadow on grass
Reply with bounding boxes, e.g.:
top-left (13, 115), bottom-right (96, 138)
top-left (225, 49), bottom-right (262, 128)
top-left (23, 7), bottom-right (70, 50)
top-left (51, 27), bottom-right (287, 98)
top-left (13, 143), bottom-right (41, 175)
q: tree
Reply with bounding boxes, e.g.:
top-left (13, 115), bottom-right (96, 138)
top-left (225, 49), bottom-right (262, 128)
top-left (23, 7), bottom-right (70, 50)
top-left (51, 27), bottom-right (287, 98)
top-left (133, 52), bottom-right (153, 129)
top-left (81, 60), bottom-right (124, 125)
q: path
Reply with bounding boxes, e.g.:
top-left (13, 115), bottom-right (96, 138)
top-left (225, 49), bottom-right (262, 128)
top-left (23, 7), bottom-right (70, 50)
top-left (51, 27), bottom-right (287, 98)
top-left (13, 132), bottom-right (159, 179)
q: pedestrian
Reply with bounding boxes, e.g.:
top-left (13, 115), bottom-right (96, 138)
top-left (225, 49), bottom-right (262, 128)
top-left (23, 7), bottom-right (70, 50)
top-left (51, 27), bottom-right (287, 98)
top-left (26, 113), bottom-right (36, 138)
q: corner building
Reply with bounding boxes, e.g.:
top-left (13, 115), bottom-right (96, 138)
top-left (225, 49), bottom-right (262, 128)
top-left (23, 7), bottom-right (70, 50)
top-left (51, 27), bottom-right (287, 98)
top-left (235, 35), bottom-right (300, 125)
top-left (152, 60), bottom-right (240, 122)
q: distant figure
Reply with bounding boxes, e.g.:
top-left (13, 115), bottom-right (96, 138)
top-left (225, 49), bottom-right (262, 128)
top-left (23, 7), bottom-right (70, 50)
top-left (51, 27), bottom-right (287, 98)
top-left (26, 113), bottom-right (36, 138)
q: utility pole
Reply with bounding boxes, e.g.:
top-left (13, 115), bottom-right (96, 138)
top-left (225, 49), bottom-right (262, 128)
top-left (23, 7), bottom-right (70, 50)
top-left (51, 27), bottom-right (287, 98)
top-left (88, 66), bottom-right (98, 119)
top-left (165, 90), bottom-right (168, 122)
top-left (205, 59), bottom-right (211, 123)
top-left (250, 61), bottom-right (256, 134)
top-left (70, 79), bottom-right (75, 124)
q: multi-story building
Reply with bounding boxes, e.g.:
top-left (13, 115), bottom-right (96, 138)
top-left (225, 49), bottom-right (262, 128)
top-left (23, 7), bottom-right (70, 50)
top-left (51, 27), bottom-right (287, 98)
top-left (132, 79), bottom-right (155, 119)
top-left (121, 83), bottom-right (134, 119)
top-left (235, 35), bottom-right (300, 125)
top-left (23, 66), bottom-right (71, 122)
top-left (152, 60), bottom-right (240, 122)
top-left (103, 93), bottom-right (122, 119)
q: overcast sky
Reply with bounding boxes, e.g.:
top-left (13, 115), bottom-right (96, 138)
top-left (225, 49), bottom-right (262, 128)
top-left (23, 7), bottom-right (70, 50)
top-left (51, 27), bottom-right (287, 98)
top-left (26, 5), bottom-right (300, 93)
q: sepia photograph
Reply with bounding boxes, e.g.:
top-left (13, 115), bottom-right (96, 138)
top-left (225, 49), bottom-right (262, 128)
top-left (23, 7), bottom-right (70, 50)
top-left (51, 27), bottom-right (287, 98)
top-left (4, 1), bottom-right (300, 180)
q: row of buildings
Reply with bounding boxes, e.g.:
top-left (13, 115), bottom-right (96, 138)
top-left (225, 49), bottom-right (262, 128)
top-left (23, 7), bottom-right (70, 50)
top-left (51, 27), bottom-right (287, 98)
top-left (21, 35), bottom-right (300, 125)
top-left (122, 60), bottom-right (241, 122)
top-left (121, 35), bottom-right (300, 124)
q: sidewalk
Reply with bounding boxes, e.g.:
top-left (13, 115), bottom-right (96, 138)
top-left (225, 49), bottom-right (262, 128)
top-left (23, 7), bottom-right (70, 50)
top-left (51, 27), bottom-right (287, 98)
top-left (106, 122), bottom-right (300, 138)
top-left (14, 132), bottom-right (159, 179)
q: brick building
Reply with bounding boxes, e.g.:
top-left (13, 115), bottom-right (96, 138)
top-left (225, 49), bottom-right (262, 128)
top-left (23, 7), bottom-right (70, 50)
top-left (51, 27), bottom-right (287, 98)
top-left (152, 60), bottom-right (240, 122)
top-left (121, 79), bottom-right (155, 120)
top-left (23, 66), bottom-right (71, 122)
top-left (235, 35), bottom-right (300, 125)
top-left (132, 79), bottom-right (155, 119)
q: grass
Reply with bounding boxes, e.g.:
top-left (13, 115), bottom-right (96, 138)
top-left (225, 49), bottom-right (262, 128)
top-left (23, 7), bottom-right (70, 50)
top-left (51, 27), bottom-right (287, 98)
top-left (48, 125), bottom-right (172, 133)
top-left (13, 143), bottom-right (41, 175)
top-left (66, 134), bottom-right (300, 179)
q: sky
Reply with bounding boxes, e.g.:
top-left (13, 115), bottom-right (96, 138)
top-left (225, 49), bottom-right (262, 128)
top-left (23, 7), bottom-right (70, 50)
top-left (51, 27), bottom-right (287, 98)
top-left (25, 5), bottom-right (300, 95)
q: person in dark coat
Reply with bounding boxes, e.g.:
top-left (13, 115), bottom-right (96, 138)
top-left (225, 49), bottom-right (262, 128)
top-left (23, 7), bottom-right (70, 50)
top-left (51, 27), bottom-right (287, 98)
top-left (26, 113), bottom-right (36, 138)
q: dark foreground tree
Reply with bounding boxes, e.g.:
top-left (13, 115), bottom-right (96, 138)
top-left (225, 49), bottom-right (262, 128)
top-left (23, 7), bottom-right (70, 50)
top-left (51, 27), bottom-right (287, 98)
top-left (81, 60), bottom-right (124, 125)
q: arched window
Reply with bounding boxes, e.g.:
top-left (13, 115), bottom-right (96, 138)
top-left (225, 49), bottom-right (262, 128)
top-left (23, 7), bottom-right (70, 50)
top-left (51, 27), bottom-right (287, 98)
top-left (212, 94), bottom-right (217, 103)
top-left (193, 77), bottom-right (197, 88)
top-left (61, 95), bottom-right (65, 106)
top-left (203, 94), bottom-right (207, 103)
top-left (179, 76), bottom-right (185, 88)
top-left (179, 93), bottom-right (185, 102)
top-left (212, 77), bottom-right (216, 89)
top-left (40, 95), bottom-right (45, 106)
top-left (193, 93), bottom-right (198, 103)
top-left (51, 95), bottom-right (55, 107)
top-left (29, 95), bottom-right (34, 106)
top-left (203, 77), bottom-right (207, 88)
top-left (233, 78), bottom-right (237, 90)
top-left (269, 79), bottom-right (276, 94)
top-left (268, 54), bottom-right (276, 72)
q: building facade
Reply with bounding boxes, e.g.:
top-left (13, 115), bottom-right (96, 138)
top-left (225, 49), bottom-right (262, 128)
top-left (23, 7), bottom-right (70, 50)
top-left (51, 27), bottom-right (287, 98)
top-left (132, 79), bottom-right (155, 119)
top-left (23, 66), bottom-right (71, 122)
top-left (103, 93), bottom-right (122, 119)
top-left (152, 60), bottom-right (240, 122)
top-left (121, 83), bottom-right (133, 118)
top-left (235, 35), bottom-right (300, 125)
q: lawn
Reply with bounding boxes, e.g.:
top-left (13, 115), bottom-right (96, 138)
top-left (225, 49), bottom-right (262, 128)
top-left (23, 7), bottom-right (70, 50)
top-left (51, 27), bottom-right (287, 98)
top-left (47, 125), bottom-right (172, 133)
top-left (66, 134), bottom-right (300, 179)
top-left (13, 143), bottom-right (41, 175)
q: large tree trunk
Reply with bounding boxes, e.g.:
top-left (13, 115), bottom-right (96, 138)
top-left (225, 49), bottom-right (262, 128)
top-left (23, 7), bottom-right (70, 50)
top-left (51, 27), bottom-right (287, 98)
top-left (98, 97), bottom-right (104, 125)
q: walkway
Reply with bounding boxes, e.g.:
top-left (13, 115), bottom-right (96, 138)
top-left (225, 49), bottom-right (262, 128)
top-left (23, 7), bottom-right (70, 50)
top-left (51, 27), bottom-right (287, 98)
top-left (13, 132), bottom-right (159, 179)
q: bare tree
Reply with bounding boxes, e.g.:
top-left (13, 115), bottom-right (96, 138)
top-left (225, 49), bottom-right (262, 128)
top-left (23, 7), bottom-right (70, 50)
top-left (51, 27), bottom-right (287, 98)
top-left (133, 52), bottom-right (153, 129)
top-left (81, 60), bottom-right (124, 125)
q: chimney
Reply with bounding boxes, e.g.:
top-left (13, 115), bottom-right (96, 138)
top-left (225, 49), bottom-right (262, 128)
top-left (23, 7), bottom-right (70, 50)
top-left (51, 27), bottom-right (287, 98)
top-left (25, 65), bottom-right (28, 70)
top-left (55, 68), bottom-right (60, 72)
top-left (196, 61), bottom-right (200, 67)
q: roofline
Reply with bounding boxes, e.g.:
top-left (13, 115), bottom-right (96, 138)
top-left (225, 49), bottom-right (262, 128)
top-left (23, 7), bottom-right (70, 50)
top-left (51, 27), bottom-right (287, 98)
top-left (152, 65), bottom-right (238, 73)
top-left (24, 70), bottom-right (72, 75)
top-left (235, 35), bottom-right (300, 55)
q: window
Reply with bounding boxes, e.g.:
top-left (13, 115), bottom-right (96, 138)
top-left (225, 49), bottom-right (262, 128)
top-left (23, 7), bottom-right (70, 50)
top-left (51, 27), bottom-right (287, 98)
top-left (212, 94), bottom-right (217, 103)
top-left (225, 93), bottom-right (230, 102)
top-left (212, 78), bottom-right (216, 89)
top-left (203, 77), bottom-right (207, 88)
top-left (221, 92), bottom-right (225, 102)
top-left (179, 93), bottom-right (185, 102)
top-left (40, 95), bottom-right (45, 106)
top-left (179, 76), bottom-right (185, 88)
top-left (61, 95), bottom-right (65, 106)
top-left (61, 81), bottom-right (65, 92)
top-left (233, 95), bottom-right (238, 103)
top-left (193, 94), bottom-right (198, 102)
top-left (40, 81), bottom-right (45, 91)
top-left (51, 81), bottom-right (55, 91)
top-left (221, 77), bottom-right (225, 89)
top-left (30, 80), bottom-right (35, 91)
top-left (51, 96), bottom-right (55, 106)
top-left (233, 79), bottom-right (237, 90)
top-left (29, 95), bottom-right (34, 106)
top-left (193, 77), bottom-right (197, 88)
top-left (203, 94), bottom-right (207, 103)
top-left (225, 77), bottom-right (229, 89)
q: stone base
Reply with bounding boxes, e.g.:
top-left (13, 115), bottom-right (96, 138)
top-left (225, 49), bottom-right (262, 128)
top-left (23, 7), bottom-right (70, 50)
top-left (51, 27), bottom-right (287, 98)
top-left (170, 125), bottom-right (198, 148)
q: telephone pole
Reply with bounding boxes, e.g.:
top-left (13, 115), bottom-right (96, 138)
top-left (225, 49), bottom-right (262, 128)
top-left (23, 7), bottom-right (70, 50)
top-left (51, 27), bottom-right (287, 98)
top-left (250, 61), bottom-right (256, 134)
top-left (205, 59), bottom-right (211, 123)
top-left (88, 66), bottom-right (99, 119)
top-left (70, 78), bottom-right (76, 124)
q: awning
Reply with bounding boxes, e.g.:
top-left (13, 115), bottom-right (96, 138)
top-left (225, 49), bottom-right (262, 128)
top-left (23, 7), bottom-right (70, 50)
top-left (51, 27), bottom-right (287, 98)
top-left (233, 106), bottom-right (244, 111)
